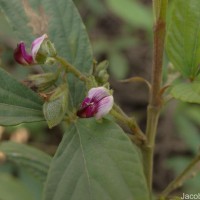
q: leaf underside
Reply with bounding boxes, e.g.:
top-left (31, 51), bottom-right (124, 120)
top-left (43, 119), bottom-right (149, 200)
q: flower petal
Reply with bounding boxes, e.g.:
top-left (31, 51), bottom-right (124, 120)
top-left (31, 34), bottom-right (48, 62)
top-left (77, 97), bottom-right (97, 118)
top-left (88, 87), bottom-right (110, 102)
top-left (14, 42), bottom-right (33, 65)
top-left (80, 97), bottom-right (92, 108)
top-left (77, 87), bottom-right (114, 119)
top-left (95, 95), bottom-right (114, 119)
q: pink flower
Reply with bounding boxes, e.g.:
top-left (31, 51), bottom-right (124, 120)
top-left (14, 34), bottom-right (48, 65)
top-left (14, 42), bottom-right (34, 65)
top-left (77, 87), bottom-right (114, 119)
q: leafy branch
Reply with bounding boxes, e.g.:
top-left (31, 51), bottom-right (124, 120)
top-left (55, 55), bottom-right (146, 143)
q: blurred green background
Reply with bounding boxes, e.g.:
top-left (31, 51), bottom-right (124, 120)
top-left (0, 0), bottom-right (200, 198)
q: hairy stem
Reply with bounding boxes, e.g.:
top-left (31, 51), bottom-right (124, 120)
top-left (55, 56), bottom-right (87, 82)
top-left (160, 154), bottom-right (200, 198)
top-left (143, 106), bottom-right (160, 192)
top-left (111, 104), bottom-right (146, 144)
top-left (143, 0), bottom-right (168, 195)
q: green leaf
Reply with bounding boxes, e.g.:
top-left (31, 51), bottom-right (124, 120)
top-left (0, 173), bottom-right (35, 200)
top-left (43, 119), bottom-right (149, 200)
top-left (0, 141), bottom-right (51, 183)
top-left (0, 1), bottom-right (34, 42)
top-left (0, 67), bottom-right (44, 125)
top-left (43, 84), bottom-right (68, 128)
top-left (0, 0), bottom-right (93, 107)
top-left (166, 0), bottom-right (200, 78)
top-left (171, 82), bottom-right (200, 104)
top-left (106, 0), bottom-right (152, 30)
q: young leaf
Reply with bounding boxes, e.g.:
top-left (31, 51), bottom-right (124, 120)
top-left (43, 119), bottom-right (149, 200)
top-left (166, 0), bottom-right (200, 78)
top-left (0, 0), bottom-right (93, 107)
top-left (0, 68), bottom-right (44, 125)
top-left (0, 141), bottom-right (51, 183)
top-left (171, 82), bottom-right (200, 104)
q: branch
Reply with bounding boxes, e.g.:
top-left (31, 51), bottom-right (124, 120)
top-left (111, 104), bottom-right (146, 145)
top-left (55, 56), bottom-right (87, 82)
top-left (160, 154), bottom-right (200, 198)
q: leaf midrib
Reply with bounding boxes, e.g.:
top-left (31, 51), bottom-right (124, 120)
top-left (0, 87), bottom-right (42, 110)
top-left (0, 103), bottom-right (42, 112)
top-left (75, 122), bottom-right (93, 199)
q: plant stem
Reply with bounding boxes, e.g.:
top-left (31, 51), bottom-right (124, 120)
top-left (151, 0), bottom-right (168, 107)
top-left (160, 154), bottom-right (200, 198)
top-left (111, 104), bottom-right (146, 144)
top-left (143, 0), bottom-right (168, 194)
top-left (143, 106), bottom-right (160, 193)
top-left (55, 56), bottom-right (87, 82)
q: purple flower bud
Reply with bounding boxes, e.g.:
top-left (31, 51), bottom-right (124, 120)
top-left (77, 87), bottom-right (114, 119)
top-left (14, 34), bottom-right (48, 65)
top-left (14, 42), bottom-right (34, 65)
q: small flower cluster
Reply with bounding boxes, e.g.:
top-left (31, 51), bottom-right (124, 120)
top-left (14, 35), bottom-right (113, 119)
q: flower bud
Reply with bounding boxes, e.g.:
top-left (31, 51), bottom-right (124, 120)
top-left (77, 87), bottom-right (114, 119)
top-left (46, 40), bottom-right (57, 57)
top-left (14, 34), bottom-right (57, 66)
top-left (32, 35), bottom-right (57, 64)
top-left (93, 60), bottom-right (109, 84)
top-left (31, 34), bottom-right (48, 64)
top-left (14, 42), bottom-right (34, 65)
top-left (45, 57), bottom-right (57, 65)
top-left (29, 72), bottom-right (59, 92)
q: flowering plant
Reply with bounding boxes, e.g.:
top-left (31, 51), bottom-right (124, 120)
top-left (0, 0), bottom-right (200, 200)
